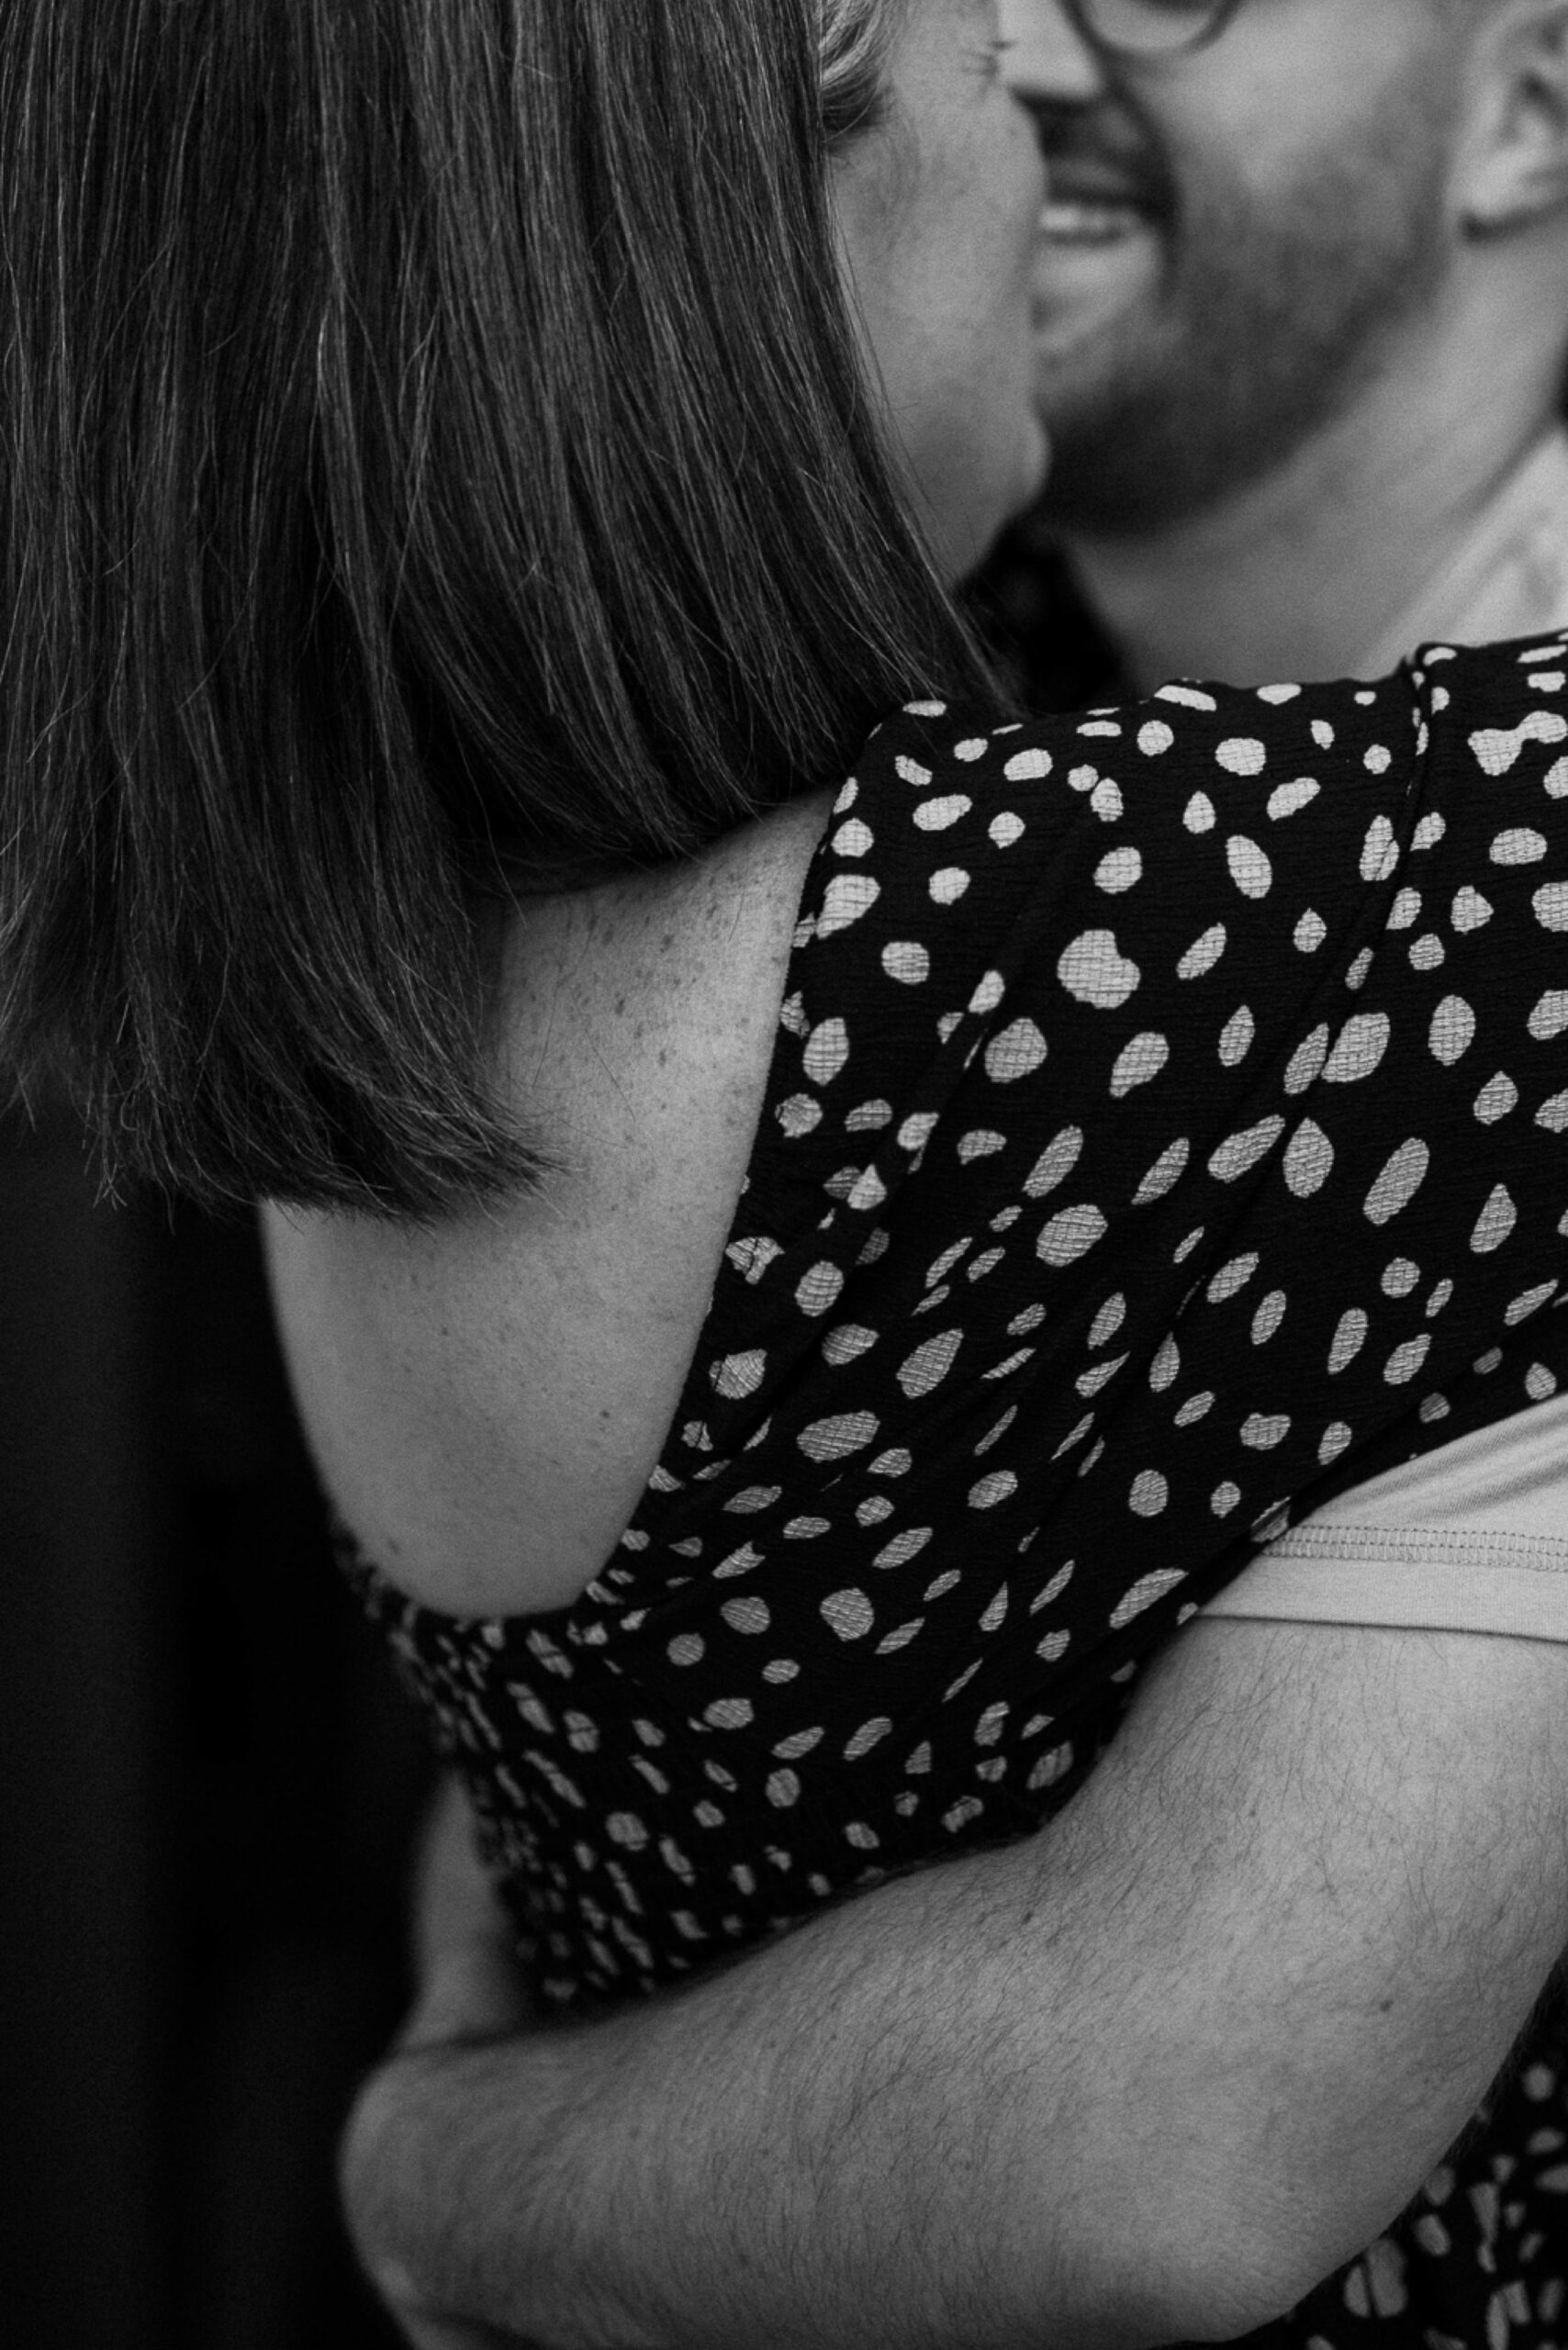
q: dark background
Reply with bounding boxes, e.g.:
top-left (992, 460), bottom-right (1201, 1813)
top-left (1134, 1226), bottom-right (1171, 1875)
top-left (0, 1105), bottom-right (436, 2349)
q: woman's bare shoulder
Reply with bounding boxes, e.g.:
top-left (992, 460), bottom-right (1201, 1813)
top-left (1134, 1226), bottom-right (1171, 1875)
top-left (492, 789), bottom-right (834, 1202)
top-left (262, 791), bottom-right (834, 1617)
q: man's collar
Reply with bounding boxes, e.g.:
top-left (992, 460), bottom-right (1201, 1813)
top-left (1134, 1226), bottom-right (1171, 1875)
top-left (1356, 424), bottom-right (1568, 676)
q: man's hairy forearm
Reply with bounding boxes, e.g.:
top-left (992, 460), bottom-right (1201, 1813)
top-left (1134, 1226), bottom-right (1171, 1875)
top-left (344, 1660), bottom-right (1287, 2350)
top-left (344, 1618), bottom-right (1568, 2350)
top-left (346, 1804), bottom-right (1215, 2350)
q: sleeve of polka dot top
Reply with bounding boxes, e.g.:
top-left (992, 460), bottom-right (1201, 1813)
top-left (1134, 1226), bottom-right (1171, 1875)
top-left (718, 630), bottom-right (1568, 1763)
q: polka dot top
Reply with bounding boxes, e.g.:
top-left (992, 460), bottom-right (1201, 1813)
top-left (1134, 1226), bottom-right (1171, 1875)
top-left (341, 635), bottom-right (1568, 2346)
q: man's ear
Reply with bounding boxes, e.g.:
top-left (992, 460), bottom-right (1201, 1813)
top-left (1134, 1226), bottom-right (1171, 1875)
top-left (1458, 0), bottom-right (1568, 235)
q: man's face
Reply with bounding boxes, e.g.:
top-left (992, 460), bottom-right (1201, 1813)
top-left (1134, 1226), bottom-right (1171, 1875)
top-left (1002, 0), bottom-right (1473, 532)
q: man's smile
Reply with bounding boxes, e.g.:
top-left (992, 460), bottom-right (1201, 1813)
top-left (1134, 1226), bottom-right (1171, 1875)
top-left (1025, 102), bottom-right (1170, 260)
top-left (1022, 105), bottom-right (1169, 354)
top-left (1040, 176), bottom-right (1151, 247)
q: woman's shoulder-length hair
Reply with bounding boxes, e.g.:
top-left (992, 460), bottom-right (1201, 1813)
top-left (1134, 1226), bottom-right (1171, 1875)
top-left (0, 0), bottom-right (1004, 1217)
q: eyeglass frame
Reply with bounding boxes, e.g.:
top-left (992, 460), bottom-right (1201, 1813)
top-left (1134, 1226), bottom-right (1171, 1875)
top-left (1057, 0), bottom-right (1247, 62)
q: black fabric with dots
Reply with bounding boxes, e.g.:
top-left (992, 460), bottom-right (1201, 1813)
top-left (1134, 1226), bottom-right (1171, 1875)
top-left (342, 636), bottom-right (1568, 2345)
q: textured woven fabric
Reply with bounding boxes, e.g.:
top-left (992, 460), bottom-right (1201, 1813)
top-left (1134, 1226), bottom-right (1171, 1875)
top-left (342, 634), bottom-right (1568, 2343)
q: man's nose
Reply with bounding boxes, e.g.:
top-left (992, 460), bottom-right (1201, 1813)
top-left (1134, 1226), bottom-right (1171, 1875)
top-left (999, 1), bottom-right (1106, 104)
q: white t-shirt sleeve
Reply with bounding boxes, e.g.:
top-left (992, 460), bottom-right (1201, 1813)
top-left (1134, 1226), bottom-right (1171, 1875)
top-left (1201, 1393), bottom-right (1568, 1643)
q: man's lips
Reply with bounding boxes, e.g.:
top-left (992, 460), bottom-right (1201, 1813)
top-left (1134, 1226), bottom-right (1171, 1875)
top-left (1041, 196), bottom-right (1148, 243)
top-left (1020, 104), bottom-right (1170, 240)
top-left (1040, 163), bottom-right (1160, 243)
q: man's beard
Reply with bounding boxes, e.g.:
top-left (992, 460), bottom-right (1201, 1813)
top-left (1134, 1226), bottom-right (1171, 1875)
top-left (1032, 61), bottom-right (1461, 538)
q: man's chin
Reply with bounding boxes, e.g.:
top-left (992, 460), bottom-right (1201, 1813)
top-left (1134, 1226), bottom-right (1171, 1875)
top-left (1025, 364), bottom-right (1220, 540)
top-left (1031, 220), bottom-right (1162, 385)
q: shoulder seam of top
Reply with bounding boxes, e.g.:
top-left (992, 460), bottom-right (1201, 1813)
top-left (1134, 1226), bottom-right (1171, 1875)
top-left (1265, 1524), bottom-right (1568, 1571)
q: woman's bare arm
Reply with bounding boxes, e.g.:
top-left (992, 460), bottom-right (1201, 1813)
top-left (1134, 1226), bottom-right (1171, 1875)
top-left (343, 1616), bottom-right (1568, 2350)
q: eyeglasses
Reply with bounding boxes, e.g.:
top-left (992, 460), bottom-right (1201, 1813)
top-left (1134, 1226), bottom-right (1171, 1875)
top-left (1058, 0), bottom-right (1244, 60)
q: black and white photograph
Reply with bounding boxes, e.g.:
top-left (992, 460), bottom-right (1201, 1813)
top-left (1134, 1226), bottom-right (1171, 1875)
top-left (6, 4), bottom-right (1568, 2344)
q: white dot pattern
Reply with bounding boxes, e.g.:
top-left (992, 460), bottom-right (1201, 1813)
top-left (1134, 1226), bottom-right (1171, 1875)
top-left (340, 642), bottom-right (1568, 2297)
